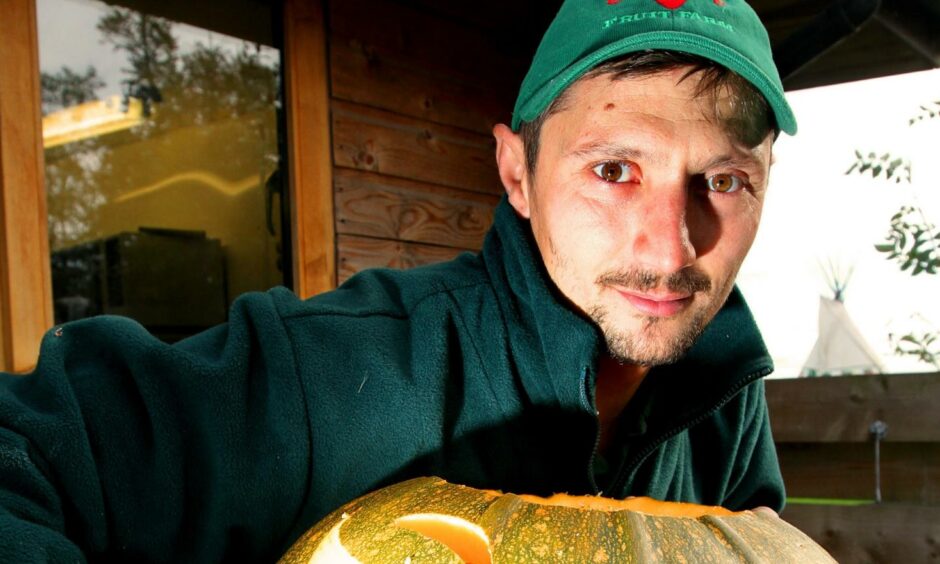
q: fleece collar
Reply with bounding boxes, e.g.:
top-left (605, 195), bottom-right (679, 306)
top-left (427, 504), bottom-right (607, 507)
top-left (481, 197), bottom-right (774, 416)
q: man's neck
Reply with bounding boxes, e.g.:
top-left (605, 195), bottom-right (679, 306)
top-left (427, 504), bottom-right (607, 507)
top-left (595, 355), bottom-right (649, 456)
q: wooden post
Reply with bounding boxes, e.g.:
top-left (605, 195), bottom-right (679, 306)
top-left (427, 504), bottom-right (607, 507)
top-left (0, 0), bottom-right (53, 373)
top-left (283, 0), bottom-right (336, 298)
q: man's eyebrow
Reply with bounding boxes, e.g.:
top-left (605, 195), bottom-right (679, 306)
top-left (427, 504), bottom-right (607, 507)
top-left (566, 141), bottom-right (645, 162)
top-left (703, 147), bottom-right (768, 171)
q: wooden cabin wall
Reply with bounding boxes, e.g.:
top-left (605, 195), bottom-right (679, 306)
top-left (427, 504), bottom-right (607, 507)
top-left (325, 0), bottom-right (535, 284)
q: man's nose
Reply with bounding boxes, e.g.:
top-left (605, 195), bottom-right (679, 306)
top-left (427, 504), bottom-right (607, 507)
top-left (631, 185), bottom-right (696, 274)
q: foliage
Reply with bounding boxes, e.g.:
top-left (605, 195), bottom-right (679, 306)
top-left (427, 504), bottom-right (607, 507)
top-left (97, 8), bottom-right (177, 89)
top-left (40, 66), bottom-right (105, 115)
top-left (845, 98), bottom-right (940, 370)
top-left (845, 151), bottom-right (911, 183)
top-left (889, 331), bottom-right (940, 370)
top-left (909, 100), bottom-right (940, 126)
top-left (873, 206), bottom-right (940, 275)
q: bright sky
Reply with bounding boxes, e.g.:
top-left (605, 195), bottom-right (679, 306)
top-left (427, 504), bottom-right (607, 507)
top-left (738, 68), bottom-right (940, 378)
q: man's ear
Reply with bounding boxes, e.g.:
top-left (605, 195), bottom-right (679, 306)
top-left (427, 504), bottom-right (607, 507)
top-left (493, 123), bottom-right (531, 218)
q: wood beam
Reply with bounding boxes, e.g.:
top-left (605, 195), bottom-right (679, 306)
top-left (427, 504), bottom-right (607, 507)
top-left (283, 0), bottom-right (336, 298)
top-left (0, 0), bottom-right (53, 373)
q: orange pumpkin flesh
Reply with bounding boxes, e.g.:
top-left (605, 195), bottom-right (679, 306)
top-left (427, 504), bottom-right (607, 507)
top-left (279, 477), bottom-right (836, 564)
top-left (395, 513), bottom-right (491, 564)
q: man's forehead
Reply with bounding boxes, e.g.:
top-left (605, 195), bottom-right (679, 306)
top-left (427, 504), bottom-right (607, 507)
top-left (543, 71), bottom-right (773, 154)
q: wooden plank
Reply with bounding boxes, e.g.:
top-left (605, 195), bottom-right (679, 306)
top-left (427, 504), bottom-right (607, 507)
top-left (329, 0), bottom-right (525, 84)
top-left (284, 0), bottom-right (336, 297)
top-left (778, 442), bottom-right (940, 505)
top-left (337, 234), bottom-right (468, 284)
top-left (332, 100), bottom-right (501, 196)
top-left (0, 0), bottom-right (53, 373)
top-left (767, 373), bottom-right (940, 443)
top-left (782, 503), bottom-right (940, 564)
top-left (330, 38), bottom-right (512, 134)
top-left (397, 0), bottom-right (557, 37)
top-left (334, 169), bottom-right (498, 249)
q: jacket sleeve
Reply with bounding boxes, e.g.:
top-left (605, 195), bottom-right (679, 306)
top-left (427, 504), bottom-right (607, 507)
top-left (721, 379), bottom-right (786, 513)
top-left (0, 289), bottom-right (311, 563)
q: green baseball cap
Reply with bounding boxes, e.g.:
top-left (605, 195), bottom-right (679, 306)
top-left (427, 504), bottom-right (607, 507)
top-left (512, 0), bottom-right (797, 135)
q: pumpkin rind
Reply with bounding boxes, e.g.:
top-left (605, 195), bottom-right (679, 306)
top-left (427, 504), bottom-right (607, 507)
top-left (279, 477), bottom-right (836, 564)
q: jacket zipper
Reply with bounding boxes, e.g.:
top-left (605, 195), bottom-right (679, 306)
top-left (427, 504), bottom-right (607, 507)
top-left (601, 365), bottom-right (772, 497)
top-left (579, 366), bottom-right (603, 495)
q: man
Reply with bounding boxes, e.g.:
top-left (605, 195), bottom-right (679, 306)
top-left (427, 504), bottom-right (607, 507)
top-left (0, 0), bottom-right (796, 561)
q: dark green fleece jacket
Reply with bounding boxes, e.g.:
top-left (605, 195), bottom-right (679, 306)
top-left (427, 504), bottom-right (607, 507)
top-left (0, 198), bottom-right (783, 562)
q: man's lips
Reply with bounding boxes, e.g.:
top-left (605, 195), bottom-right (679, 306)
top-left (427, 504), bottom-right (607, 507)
top-left (615, 289), bottom-right (693, 317)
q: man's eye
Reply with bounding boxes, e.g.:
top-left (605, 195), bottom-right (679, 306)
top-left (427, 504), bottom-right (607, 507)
top-left (592, 161), bottom-right (634, 183)
top-left (706, 173), bottom-right (744, 193)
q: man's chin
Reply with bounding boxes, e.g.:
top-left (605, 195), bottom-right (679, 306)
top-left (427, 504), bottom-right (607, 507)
top-left (592, 309), bottom-right (711, 367)
top-left (604, 333), bottom-right (697, 366)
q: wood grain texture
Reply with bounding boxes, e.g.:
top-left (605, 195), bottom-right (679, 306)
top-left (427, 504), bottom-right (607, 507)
top-left (332, 100), bottom-right (501, 195)
top-left (331, 39), bottom-right (512, 135)
top-left (335, 169), bottom-right (498, 249)
top-left (782, 503), bottom-right (940, 564)
top-left (397, 0), bottom-right (558, 37)
top-left (284, 0), bottom-right (336, 297)
top-left (0, 0), bottom-right (53, 373)
top-left (329, 0), bottom-right (520, 133)
top-left (778, 442), bottom-right (940, 505)
top-left (337, 234), bottom-right (469, 284)
top-left (330, 0), bottom-right (524, 86)
top-left (766, 373), bottom-right (940, 443)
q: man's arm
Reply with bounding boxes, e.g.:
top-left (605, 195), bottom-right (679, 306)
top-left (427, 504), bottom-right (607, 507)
top-left (0, 289), bottom-right (311, 562)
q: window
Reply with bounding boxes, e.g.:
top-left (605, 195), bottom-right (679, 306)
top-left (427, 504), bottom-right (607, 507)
top-left (38, 0), bottom-right (288, 341)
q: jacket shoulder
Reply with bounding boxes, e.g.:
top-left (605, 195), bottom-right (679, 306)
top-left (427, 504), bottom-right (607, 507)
top-left (269, 253), bottom-right (490, 320)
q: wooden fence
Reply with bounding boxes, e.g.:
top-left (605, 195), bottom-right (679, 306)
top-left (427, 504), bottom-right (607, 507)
top-left (767, 372), bottom-right (940, 563)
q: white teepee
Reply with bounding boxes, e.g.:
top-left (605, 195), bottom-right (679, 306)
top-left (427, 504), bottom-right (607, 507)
top-left (800, 297), bottom-right (885, 376)
top-left (800, 260), bottom-right (884, 377)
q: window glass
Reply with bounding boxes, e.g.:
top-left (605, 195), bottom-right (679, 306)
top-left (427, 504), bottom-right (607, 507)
top-left (38, 0), bottom-right (286, 341)
top-left (739, 69), bottom-right (940, 377)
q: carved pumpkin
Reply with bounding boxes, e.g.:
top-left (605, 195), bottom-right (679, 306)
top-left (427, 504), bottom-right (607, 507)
top-left (279, 477), bottom-right (835, 563)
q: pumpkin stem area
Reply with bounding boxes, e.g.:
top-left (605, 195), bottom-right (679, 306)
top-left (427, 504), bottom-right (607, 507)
top-left (394, 514), bottom-right (492, 564)
top-left (514, 494), bottom-right (735, 518)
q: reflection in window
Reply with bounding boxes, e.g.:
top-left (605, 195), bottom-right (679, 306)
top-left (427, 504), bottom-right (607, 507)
top-left (38, 0), bottom-right (286, 341)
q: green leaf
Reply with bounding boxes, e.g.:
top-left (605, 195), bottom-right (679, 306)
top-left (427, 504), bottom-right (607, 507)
top-left (874, 243), bottom-right (894, 253)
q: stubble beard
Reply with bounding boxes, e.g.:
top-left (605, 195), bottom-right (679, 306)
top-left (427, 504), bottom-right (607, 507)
top-left (588, 268), bottom-right (718, 366)
top-left (588, 302), bottom-right (713, 366)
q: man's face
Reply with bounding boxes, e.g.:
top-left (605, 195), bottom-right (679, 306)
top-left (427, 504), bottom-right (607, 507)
top-left (498, 68), bottom-right (774, 366)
